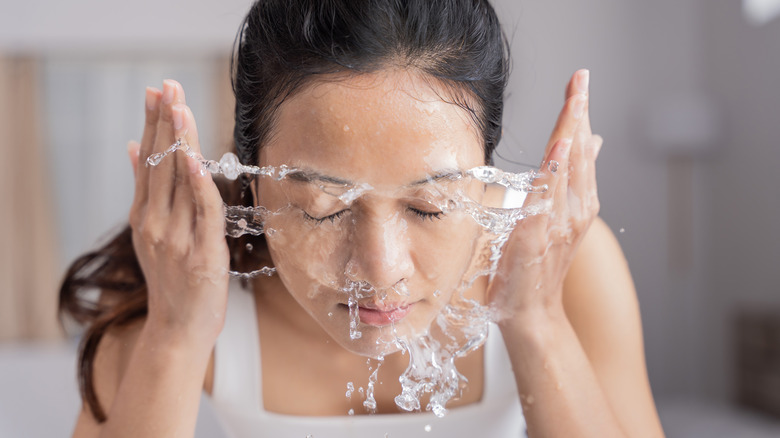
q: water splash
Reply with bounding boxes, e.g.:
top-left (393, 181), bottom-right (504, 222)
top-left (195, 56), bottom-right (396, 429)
top-left (147, 138), bottom-right (296, 181)
top-left (224, 205), bottom-right (267, 238)
top-left (348, 294), bottom-right (362, 340)
top-left (363, 356), bottom-right (384, 413)
top-left (228, 266), bottom-right (276, 280)
top-left (146, 140), bottom-right (555, 417)
top-left (391, 294), bottom-right (492, 419)
top-left (467, 166), bottom-right (545, 194)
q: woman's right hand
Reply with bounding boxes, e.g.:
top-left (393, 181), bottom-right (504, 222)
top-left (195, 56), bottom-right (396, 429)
top-left (127, 80), bottom-right (230, 347)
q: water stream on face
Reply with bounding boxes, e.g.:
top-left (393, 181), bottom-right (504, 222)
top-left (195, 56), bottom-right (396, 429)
top-left (363, 356), bottom-right (384, 413)
top-left (148, 142), bottom-right (548, 417)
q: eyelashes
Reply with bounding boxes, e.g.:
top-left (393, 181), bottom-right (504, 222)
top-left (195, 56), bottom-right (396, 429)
top-left (303, 209), bottom-right (348, 224)
top-left (302, 207), bottom-right (444, 224)
top-left (408, 208), bottom-right (443, 221)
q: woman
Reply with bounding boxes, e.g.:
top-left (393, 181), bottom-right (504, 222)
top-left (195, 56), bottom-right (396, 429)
top-left (60, 0), bottom-right (665, 436)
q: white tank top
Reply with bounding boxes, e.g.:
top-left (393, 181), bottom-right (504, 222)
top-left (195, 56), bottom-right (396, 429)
top-left (206, 189), bottom-right (528, 438)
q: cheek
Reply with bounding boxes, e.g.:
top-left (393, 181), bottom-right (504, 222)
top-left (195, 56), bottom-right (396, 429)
top-left (265, 219), bottom-right (349, 291)
top-left (408, 214), bottom-right (483, 288)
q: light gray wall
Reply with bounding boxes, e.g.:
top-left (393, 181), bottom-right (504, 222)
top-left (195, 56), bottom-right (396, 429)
top-left (700, 0), bottom-right (780, 401)
top-left (493, 0), bottom-right (711, 400)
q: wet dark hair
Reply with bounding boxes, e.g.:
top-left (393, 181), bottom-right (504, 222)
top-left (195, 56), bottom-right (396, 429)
top-left (59, 0), bottom-right (509, 422)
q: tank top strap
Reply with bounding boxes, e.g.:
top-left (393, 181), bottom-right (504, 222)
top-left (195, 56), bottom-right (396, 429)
top-left (211, 281), bottom-right (264, 413)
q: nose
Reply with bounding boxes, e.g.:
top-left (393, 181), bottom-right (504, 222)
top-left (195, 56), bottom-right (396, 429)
top-left (346, 212), bottom-right (414, 291)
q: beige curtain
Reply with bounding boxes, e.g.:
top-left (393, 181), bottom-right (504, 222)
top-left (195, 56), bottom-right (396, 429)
top-left (0, 56), bottom-right (63, 340)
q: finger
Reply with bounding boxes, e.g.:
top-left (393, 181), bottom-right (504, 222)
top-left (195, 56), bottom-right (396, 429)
top-left (189, 155), bottom-right (227, 248)
top-left (525, 138), bottom-right (572, 206)
top-left (569, 103), bottom-right (591, 201)
top-left (148, 79), bottom-right (186, 214)
top-left (133, 87), bottom-right (161, 210)
top-left (542, 70), bottom-right (589, 160)
top-left (553, 139), bottom-right (573, 219)
top-left (585, 134), bottom-right (603, 206)
top-left (564, 69), bottom-right (590, 101)
top-left (547, 138), bottom-right (574, 240)
top-left (127, 140), bottom-right (141, 176)
top-left (173, 104), bottom-right (203, 172)
top-left (169, 104), bottom-right (204, 241)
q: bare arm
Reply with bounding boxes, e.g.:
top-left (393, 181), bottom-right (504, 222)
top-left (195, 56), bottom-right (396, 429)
top-left (562, 218), bottom-right (663, 436)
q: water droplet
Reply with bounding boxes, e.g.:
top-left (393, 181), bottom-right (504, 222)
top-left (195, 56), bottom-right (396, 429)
top-left (219, 152), bottom-right (240, 181)
top-left (343, 124), bottom-right (350, 132)
top-left (146, 153), bottom-right (164, 166)
top-left (348, 408), bottom-right (354, 416)
top-left (548, 160), bottom-right (560, 173)
top-left (424, 424), bottom-right (432, 432)
top-left (245, 243), bottom-right (253, 252)
top-left (619, 228), bottom-right (625, 234)
top-left (328, 312), bottom-right (333, 318)
top-left (433, 289), bottom-right (441, 297)
top-left (205, 160), bottom-right (220, 173)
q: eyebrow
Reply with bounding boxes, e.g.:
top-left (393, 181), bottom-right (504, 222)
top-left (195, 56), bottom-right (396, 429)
top-left (286, 168), bottom-right (463, 187)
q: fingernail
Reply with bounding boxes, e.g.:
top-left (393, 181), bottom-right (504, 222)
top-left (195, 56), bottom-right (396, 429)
top-left (126, 140), bottom-right (139, 157)
top-left (577, 69), bottom-right (590, 95)
top-left (172, 105), bottom-right (184, 131)
top-left (145, 87), bottom-right (157, 111)
top-left (572, 95), bottom-right (586, 119)
top-left (162, 80), bottom-right (175, 104)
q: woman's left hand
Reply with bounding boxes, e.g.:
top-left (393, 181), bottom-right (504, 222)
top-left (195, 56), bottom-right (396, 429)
top-left (487, 69), bottom-right (603, 323)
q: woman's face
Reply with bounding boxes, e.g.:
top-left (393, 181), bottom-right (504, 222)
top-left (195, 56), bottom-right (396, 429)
top-left (256, 70), bottom-right (486, 357)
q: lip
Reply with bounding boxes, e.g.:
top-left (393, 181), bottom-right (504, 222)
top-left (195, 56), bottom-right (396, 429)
top-left (357, 304), bottom-right (412, 326)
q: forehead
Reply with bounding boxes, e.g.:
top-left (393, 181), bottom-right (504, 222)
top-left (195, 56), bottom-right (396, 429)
top-left (260, 70), bottom-right (484, 187)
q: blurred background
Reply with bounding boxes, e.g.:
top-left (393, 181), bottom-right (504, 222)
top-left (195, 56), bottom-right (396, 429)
top-left (1, 0), bottom-right (779, 436)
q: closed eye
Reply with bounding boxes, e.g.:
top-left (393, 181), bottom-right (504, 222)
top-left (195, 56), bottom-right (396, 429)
top-left (303, 209), bottom-right (349, 224)
top-left (408, 207), bottom-right (444, 221)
